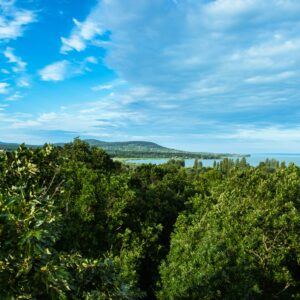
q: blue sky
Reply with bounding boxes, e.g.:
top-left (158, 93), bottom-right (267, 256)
top-left (1, 0), bottom-right (300, 153)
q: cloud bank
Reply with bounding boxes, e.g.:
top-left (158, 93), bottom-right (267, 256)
top-left (2, 0), bottom-right (300, 152)
top-left (61, 0), bottom-right (300, 94)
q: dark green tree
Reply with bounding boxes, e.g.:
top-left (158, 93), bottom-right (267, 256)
top-left (159, 166), bottom-right (300, 299)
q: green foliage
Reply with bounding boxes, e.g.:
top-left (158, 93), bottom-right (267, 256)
top-left (0, 188), bottom-right (65, 299)
top-left (1, 139), bottom-right (299, 299)
top-left (159, 166), bottom-right (300, 299)
top-left (0, 141), bottom-right (142, 299)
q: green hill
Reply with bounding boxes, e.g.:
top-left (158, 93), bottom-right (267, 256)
top-left (83, 139), bottom-right (182, 153)
top-left (0, 142), bottom-right (22, 151)
top-left (0, 139), bottom-right (244, 159)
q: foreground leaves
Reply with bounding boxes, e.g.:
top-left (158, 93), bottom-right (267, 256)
top-left (159, 166), bottom-right (300, 299)
top-left (1, 141), bottom-right (300, 299)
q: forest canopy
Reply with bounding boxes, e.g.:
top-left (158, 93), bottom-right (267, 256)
top-left (0, 139), bottom-right (299, 299)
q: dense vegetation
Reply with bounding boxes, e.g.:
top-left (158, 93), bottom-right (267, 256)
top-left (0, 139), bottom-right (243, 160)
top-left (0, 139), bottom-right (299, 299)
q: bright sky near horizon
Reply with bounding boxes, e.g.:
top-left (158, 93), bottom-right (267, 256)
top-left (1, 0), bottom-right (300, 153)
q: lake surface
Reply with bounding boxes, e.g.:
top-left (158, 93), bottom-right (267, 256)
top-left (127, 154), bottom-right (300, 167)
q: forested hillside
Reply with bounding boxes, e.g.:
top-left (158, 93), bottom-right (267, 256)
top-left (0, 139), bottom-right (299, 299)
top-left (0, 140), bottom-right (241, 159)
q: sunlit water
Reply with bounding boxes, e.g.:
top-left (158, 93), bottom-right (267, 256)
top-left (127, 154), bottom-right (300, 167)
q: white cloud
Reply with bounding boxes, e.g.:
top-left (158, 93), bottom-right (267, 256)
top-left (39, 57), bottom-right (99, 82)
top-left (63, 0), bottom-right (300, 101)
top-left (0, 82), bottom-right (9, 94)
top-left (91, 79), bottom-right (126, 91)
top-left (61, 16), bottom-right (103, 53)
top-left (245, 71), bottom-right (297, 84)
top-left (3, 47), bottom-right (27, 72)
top-left (0, 87), bottom-right (147, 137)
top-left (53, 0), bottom-right (297, 140)
top-left (39, 60), bottom-right (71, 81)
top-left (0, 103), bottom-right (8, 111)
top-left (17, 77), bottom-right (30, 87)
top-left (221, 126), bottom-right (300, 142)
top-left (0, 1), bottom-right (36, 40)
top-left (85, 56), bottom-right (98, 64)
top-left (6, 91), bottom-right (24, 101)
top-left (37, 112), bottom-right (59, 122)
top-left (91, 84), bottom-right (113, 91)
top-left (11, 119), bottom-right (40, 129)
top-left (1, 68), bottom-right (10, 74)
top-left (2, 47), bottom-right (30, 95)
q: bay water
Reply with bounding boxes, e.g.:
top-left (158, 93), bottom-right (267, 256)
top-left (127, 154), bottom-right (300, 167)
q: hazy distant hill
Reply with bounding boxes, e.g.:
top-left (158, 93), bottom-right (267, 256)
top-left (83, 139), bottom-right (183, 153)
top-left (0, 142), bottom-right (22, 151)
top-left (0, 139), bottom-right (242, 159)
top-left (1, 140), bottom-right (187, 153)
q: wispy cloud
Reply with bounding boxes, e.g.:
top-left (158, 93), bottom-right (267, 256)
top-left (0, 90), bottom-right (147, 143)
top-left (39, 56), bottom-right (98, 82)
top-left (39, 60), bottom-right (71, 81)
top-left (16, 76), bottom-right (30, 88)
top-left (3, 47), bottom-right (27, 73)
top-left (91, 79), bottom-right (126, 92)
top-left (6, 91), bottom-right (24, 101)
top-left (0, 103), bottom-right (8, 111)
top-left (245, 71), bottom-right (297, 84)
top-left (62, 0), bottom-right (300, 106)
top-left (224, 126), bottom-right (300, 142)
top-left (1, 68), bottom-right (10, 75)
top-left (1, 48), bottom-right (30, 102)
top-left (0, 1), bottom-right (36, 40)
top-left (0, 82), bottom-right (10, 94)
top-left (61, 16), bottom-right (103, 53)
top-left (91, 84), bottom-right (113, 91)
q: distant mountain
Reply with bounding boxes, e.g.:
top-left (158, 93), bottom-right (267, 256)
top-left (0, 141), bottom-right (21, 151)
top-left (0, 139), bottom-right (184, 152)
top-left (83, 139), bottom-right (182, 153)
top-left (0, 139), bottom-right (245, 159)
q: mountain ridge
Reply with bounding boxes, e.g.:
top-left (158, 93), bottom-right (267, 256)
top-left (1, 139), bottom-right (191, 153)
top-left (82, 139), bottom-right (184, 153)
top-left (0, 139), bottom-right (245, 159)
